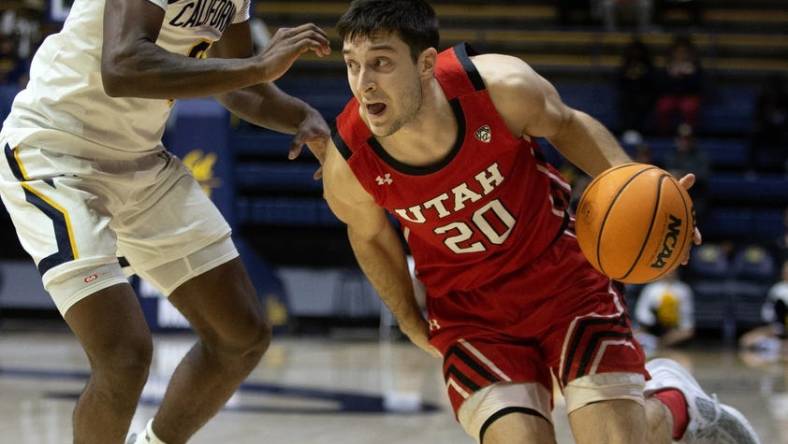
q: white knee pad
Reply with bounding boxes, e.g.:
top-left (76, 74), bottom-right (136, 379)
top-left (46, 261), bottom-right (130, 316)
top-left (135, 235), bottom-right (239, 296)
top-left (457, 382), bottom-right (553, 443)
top-left (564, 372), bottom-right (646, 414)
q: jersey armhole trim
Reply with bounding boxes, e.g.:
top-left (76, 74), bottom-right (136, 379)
top-left (453, 43), bottom-right (486, 91)
top-left (330, 120), bottom-right (353, 160)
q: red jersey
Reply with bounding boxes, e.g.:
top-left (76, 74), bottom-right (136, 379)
top-left (332, 43), bottom-right (572, 297)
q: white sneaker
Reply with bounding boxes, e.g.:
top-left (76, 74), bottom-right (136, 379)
top-left (644, 358), bottom-right (761, 444)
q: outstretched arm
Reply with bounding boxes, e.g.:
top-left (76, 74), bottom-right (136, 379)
top-left (479, 54), bottom-right (703, 251)
top-left (101, 0), bottom-right (329, 99)
top-left (210, 21), bottom-right (330, 162)
top-left (323, 144), bottom-right (440, 357)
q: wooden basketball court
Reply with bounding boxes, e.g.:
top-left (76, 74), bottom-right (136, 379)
top-left (0, 331), bottom-right (784, 443)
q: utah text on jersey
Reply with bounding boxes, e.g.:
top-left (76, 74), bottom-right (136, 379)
top-left (394, 163), bottom-right (504, 223)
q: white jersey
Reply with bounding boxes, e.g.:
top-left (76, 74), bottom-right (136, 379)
top-left (1, 0), bottom-right (249, 157)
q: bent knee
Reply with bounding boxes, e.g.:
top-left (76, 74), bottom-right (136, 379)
top-left (89, 335), bottom-right (153, 385)
top-left (458, 383), bottom-right (554, 444)
top-left (207, 313), bottom-right (272, 359)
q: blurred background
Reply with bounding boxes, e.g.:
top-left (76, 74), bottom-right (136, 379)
top-left (0, 0), bottom-right (785, 443)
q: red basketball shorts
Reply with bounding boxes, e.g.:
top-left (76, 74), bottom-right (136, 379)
top-left (426, 233), bottom-right (648, 439)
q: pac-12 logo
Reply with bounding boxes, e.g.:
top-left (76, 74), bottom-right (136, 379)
top-left (183, 149), bottom-right (221, 198)
top-left (475, 125), bottom-right (492, 143)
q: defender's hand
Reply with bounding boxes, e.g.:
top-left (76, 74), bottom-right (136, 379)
top-left (288, 109), bottom-right (330, 179)
top-left (258, 24), bottom-right (330, 82)
top-left (678, 173), bottom-right (702, 265)
top-left (400, 318), bottom-right (442, 359)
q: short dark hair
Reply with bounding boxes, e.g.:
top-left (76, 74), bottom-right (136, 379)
top-left (337, 0), bottom-right (440, 61)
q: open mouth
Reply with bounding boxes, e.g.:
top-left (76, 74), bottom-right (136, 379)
top-left (366, 103), bottom-right (387, 116)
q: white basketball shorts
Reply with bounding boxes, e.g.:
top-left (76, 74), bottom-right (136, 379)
top-left (0, 132), bottom-right (233, 314)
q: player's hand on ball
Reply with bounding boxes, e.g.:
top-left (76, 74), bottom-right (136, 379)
top-left (288, 108), bottom-right (330, 179)
top-left (258, 23), bottom-right (331, 82)
top-left (677, 173), bottom-right (703, 265)
top-left (400, 318), bottom-right (442, 359)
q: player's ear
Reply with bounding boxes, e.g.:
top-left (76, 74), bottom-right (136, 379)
top-left (418, 47), bottom-right (438, 80)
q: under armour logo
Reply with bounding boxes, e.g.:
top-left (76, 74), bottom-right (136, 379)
top-left (475, 125), bottom-right (492, 143)
top-left (428, 319), bottom-right (441, 331)
top-left (376, 173), bottom-right (393, 185)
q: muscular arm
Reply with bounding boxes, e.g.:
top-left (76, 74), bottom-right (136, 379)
top-left (101, 0), bottom-right (328, 99)
top-left (322, 145), bottom-right (426, 335)
top-left (476, 54), bottom-right (631, 177)
top-left (210, 21), bottom-right (319, 135)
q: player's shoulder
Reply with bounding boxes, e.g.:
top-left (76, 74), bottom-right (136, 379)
top-left (470, 53), bottom-right (539, 92)
top-left (323, 137), bottom-right (372, 205)
top-left (468, 53), bottom-right (546, 136)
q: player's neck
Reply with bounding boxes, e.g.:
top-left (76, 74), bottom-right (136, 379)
top-left (377, 79), bottom-right (458, 167)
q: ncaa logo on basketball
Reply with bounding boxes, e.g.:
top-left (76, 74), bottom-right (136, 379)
top-left (650, 214), bottom-right (682, 268)
top-left (475, 125), bottom-right (492, 143)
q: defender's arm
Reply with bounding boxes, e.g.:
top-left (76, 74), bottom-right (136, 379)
top-left (101, 0), bottom-right (329, 99)
top-left (209, 21), bottom-right (329, 159)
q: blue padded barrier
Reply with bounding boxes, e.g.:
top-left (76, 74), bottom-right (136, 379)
top-left (237, 197), bottom-right (341, 227)
top-left (236, 163), bottom-right (322, 191)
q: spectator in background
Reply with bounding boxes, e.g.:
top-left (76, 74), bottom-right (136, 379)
top-left (617, 38), bottom-right (657, 134)
top-left (656, 35), bottom-right (703, 133)
top-left (0, 34), bottom-right (26, 86)
top-left (739, 259), bottom-right (788, 361)
top-left (0, 2), bottom-right (43, 60)
top-left (633, 141), bottom-right (655, 165)
top-left (634, 269), bottom-right (695, 353)
top-left (750, 74), bottom-right (788, 173)
top-left (665, 123), bottom-right (709, 220)
top-left (621, 129), bottom-right (661, 167)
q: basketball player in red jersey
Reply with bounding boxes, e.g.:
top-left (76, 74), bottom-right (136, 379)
top-left (322, 1), bottom-right (761, 443)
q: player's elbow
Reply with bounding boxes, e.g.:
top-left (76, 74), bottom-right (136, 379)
top-left (101, 73), bottom-right (123, 98)
top-left (101, 61), bottom-right (127, 97)
top-left (100, 45), bottom-right (142, 97)
top-left (101, 59), bottom-right (133, 97)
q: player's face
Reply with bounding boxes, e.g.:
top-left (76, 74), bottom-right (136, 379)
top-left (343, 33), bottom-right (424, 137)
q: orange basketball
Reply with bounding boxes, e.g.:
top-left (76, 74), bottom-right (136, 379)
top-left (575, 163), bottom-right (695, 284)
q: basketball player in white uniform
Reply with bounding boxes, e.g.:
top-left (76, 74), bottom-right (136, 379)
top-left (0, 0), bottom-right (330, 443)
